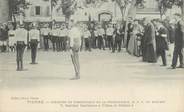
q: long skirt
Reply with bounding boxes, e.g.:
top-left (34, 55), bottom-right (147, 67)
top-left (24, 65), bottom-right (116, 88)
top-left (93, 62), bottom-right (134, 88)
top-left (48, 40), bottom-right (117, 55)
top-left (134, 36), bottom-right (141, 57)
top-left (127, 34), bottom-right (135, 55)
top-left (146, 44), bottom-right (157, 63)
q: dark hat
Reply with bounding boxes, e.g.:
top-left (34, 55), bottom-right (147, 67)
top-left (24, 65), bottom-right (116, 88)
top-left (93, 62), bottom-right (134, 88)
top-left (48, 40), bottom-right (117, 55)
top-left (174, 13), bottom-right (181, 17)
top-left (56, 24), bottom-right (60, 28)
top-left (19, 24), bottom-right (24, 28)
top-left (44, 23), bottom-right (49, 28)
top-left (61, 23), bottom-right (66, 27)
top-left (32, 22), bottom-right (37, 27)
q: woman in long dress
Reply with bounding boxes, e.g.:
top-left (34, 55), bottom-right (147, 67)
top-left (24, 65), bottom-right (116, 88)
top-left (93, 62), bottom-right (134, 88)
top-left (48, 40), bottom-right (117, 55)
top-left (128, 20), bottom-right (143, 56)
top-left (127, 22), bottom-right (135, 55)
top-left (133, 21), bottom-right (144, 56)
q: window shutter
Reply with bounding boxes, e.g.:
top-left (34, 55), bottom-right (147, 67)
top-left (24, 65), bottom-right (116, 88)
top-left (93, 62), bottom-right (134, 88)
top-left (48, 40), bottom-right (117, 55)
top-left (47, 6), bottom-right (51, 16)
top-left (46, 6), bottom-right (51, 17)
top-left (43, 6), bottom-right (47, 17)
top-left (30, 6), bottom-right (35, 16)
top-left (40, 6), bottom-right (43, 16)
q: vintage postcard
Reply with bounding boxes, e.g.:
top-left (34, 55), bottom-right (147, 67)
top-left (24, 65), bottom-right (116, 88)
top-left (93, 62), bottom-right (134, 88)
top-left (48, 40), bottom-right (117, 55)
top-left (0, 0), bottom-right (184, 112)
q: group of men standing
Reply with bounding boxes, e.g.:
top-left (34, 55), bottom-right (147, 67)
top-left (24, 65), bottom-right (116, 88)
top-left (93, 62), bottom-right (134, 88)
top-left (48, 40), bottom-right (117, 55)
top-left (40, 23), bottom-right (68, 52)
top-left (140, 14), bottom-right (184, 69)
top-left (0, 13), bottom-right (183, 80)
top-left (8, 23), bottom-right (40, 71)
top-left (8, 23), bottom-right (70, 71)
top-left (81, 22), bottom-right (125, 53)
top-left (170, 15), bottom-right (184, 69)
top-left (48, 24), bottom-right (68, 52)
top-left (6, 20), bottom-right (81, 79)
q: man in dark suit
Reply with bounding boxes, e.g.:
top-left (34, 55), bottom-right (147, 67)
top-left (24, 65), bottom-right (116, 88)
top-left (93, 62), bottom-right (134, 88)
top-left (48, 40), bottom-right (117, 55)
top-left (0, 23), bottom-right (8, 52)
top-left (155, 21), bottom-right (169, 66)
top-left (171, 14), bottom-right (184, 69)
top-left (112, 24), bottom-right (122, 53)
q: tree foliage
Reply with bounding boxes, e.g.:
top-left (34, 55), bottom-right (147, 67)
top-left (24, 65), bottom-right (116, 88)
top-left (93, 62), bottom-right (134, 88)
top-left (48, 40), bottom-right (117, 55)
top-left (157, 0), bottom-right (183, 8)
top-left (52, 0), bottom-right (77, 19)
top-left (113, 0), bottom-right (145, 19)
top-left (60, 0), bottom-right (76, 18)
top-left (84, 0), bottom-right (109, 7)
top-left (157, 0), bottom-right (184, 18)
top-left (9, 0), bottom-right (31, 29)
top-left (9, 0), bottom-right (31, 17)
top-left (53, 0), bottom-right (145, 20)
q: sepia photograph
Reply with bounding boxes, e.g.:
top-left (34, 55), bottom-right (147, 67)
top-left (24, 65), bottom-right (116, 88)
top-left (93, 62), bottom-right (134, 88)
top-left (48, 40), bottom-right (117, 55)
top-left (0, 0), bottom-right (184, 112)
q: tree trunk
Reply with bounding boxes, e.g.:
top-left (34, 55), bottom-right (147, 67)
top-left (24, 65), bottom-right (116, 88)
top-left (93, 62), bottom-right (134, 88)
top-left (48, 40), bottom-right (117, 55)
top-left (0, 0), bottom-right (9, 23)
top-left (123, 0), bottom-right (136, 48)
top-left (127, 0), bottom-right (137, 19)
top-left (159, 9), bottom-right (163, 20)
top-left (181, 3), bottom-right (184, 20)
top-left (11, 14), bottom-right (17, 30)
top-left (65, 16), bottom-right (70, 28)
top-left (0, 0), bottom-right (9, 51)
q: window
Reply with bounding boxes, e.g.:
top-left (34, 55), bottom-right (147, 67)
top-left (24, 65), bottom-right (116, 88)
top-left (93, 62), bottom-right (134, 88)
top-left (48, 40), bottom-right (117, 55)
top-left (99, 12), bottom-right (112, 22)
top-left (46, 6), bottom-right (51, 16)
top-left (35, 6), bottom-right (41, 15)
top-left (145, 0), bottom-right (158, 9)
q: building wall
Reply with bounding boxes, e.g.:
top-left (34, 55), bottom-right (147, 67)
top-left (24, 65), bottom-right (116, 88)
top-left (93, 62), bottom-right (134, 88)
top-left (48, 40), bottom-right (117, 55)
top-left (24, 0), bottom-right (66, 22)
top-left (23, 0), bottom-right (160, 22)
top-left (25, 0), bottom-right (50, 21)
top-left (73, 1), bottom-right (122, 21)
top-left (0, 0), bottom-right (9, 23)
top-left (24, 0), bottom-right (120, 22)
top-left (144, 0), bottom-right (158, 9)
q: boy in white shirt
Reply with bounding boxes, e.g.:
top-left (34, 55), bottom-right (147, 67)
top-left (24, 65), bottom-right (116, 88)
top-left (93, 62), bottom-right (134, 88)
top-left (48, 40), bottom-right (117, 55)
top-left (15, 24), bottom-right (27, 71)
top-left (51, 25), bottom-right (58, 51)
top-left (29, 23), bottom-right (40, 64)
top-left (41, 24), bottom-right (51, 51)
top-left (97, 25), bottom-right (105, 50)
top-left (83, 26), bottom-right (91, 51)
top-left (106, 23), bottom-right (114, 50)
top-left (8, 27), bottom-right (16, 52)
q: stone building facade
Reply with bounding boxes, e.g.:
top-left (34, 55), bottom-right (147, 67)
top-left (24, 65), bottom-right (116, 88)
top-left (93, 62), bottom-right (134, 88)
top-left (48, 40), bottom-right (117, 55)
top-left (23, 0), bottom-right (160, 23)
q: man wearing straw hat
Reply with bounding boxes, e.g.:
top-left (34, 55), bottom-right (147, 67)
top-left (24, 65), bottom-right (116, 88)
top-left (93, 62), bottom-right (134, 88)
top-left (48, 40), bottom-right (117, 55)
top-left (68, 17), bottom-right (82, 80)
